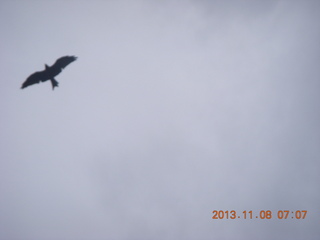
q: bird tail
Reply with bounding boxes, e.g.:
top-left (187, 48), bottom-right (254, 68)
top-left (50, 78), bottom-right (59, 90)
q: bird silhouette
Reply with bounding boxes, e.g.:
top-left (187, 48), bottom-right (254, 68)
top-left (21, 56), bottom-right (77, 90)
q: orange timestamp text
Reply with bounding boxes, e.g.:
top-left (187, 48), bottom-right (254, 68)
top-left (211, 210), bottom-right (307, 220)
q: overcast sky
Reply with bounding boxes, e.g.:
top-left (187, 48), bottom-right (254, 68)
top-left (1, 0), bottom-right (320, 239)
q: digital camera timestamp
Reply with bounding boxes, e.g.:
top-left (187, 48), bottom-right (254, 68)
top-left (211, 210), bottom-right (307, 220)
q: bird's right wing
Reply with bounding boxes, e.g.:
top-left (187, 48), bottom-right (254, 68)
top-left (52, 56), bottom-right (77, 70)
top-left (21, 70), bottom-right (48, 89)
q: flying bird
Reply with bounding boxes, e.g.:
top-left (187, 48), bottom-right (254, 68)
top-left (21, 56), bottom-right (77, 90)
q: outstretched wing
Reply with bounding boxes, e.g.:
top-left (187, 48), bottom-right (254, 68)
top-left (21, 70), bottom-right (49, 89)
top-left (52, 56), bottom-right (77, 70)
top-left (21, 55), bottom-right (77, 90)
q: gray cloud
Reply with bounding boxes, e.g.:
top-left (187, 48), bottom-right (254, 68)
top-left (1, 0), bottom-right (319, 239)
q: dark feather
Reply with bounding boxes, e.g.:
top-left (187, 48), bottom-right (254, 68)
top-left (21, 71), bottom-right (48, 89)
top-left (21, 55), bottom-right (77, 90)
top-left (52, 56), bottom-right (77, 70)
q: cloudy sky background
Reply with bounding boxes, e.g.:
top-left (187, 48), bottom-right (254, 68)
top-left (1, 0), bottom-right (320, 239)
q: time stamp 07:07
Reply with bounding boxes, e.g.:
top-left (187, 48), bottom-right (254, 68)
top-left (211, 210), bottom-right (308, 220)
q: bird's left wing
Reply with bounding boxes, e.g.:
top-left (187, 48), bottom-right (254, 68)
top-left (21, 70), bottom-right (48, 89)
